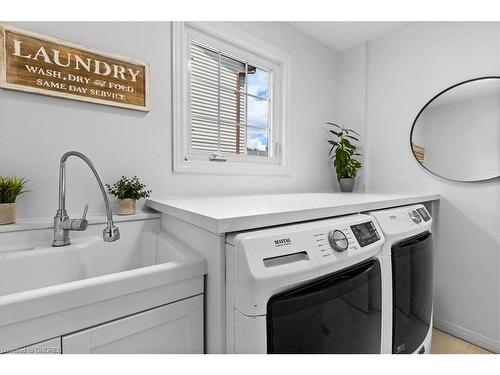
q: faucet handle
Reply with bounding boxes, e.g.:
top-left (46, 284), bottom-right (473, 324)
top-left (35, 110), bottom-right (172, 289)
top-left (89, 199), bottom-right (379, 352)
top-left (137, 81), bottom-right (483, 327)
top-left (82, 204), bottom-right (89, 220)
top-left (59, 204), bottom-right (89, 232)
top-left (77, 204), bottom-right (89, 230)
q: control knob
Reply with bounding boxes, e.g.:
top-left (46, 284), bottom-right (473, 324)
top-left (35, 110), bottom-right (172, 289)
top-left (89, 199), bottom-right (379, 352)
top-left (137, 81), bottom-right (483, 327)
top-left (409, 210), bottom-right (422, 224)
top-left (328, 229), bottom-right (349, 252)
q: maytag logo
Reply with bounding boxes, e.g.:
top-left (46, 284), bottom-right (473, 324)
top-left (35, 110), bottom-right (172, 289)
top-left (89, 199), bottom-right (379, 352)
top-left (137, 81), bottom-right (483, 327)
top-left (274, 238), bottom-right (292, 247)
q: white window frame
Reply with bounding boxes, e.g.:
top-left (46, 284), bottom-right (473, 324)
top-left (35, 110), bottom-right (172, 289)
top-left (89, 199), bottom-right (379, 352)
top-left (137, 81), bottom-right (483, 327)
top-left (172, 22), bottom-right (291, 176)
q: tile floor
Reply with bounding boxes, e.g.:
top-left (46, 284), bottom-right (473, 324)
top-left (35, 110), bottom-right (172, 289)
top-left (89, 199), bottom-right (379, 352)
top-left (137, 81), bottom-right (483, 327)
top-left (431, 328), bottom-right (493, 354)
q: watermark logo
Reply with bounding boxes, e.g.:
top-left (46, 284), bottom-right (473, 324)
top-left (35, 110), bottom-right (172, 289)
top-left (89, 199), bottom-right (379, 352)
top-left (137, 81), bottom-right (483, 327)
top-left (1, 345), bottom-right (61, 354)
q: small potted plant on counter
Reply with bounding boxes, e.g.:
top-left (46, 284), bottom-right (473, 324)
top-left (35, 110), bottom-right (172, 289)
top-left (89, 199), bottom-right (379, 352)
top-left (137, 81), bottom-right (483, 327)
top-left (106, 176), bottom-right (151, 215)
top-left (325, 122), bottom-right (362, 192)
top-left (0, 176), bottom-right (28, 225)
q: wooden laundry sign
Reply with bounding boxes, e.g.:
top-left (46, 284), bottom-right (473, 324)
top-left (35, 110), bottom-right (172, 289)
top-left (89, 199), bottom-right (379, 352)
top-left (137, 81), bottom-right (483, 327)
top-left (0, 24), bottom-right (149, 111)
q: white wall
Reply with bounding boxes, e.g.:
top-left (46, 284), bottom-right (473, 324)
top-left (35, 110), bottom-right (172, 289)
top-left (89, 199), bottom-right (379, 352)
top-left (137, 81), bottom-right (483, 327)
top-left (0, 22), bottom-right (339, 219)
top-left (337, 43), bottom-right (367, 191)
top-left (363, 22), bottom-right (500, 352)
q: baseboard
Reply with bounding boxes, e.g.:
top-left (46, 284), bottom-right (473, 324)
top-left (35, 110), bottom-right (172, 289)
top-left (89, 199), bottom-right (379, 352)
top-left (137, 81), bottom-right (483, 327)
top-left (433, 317), bottom-right (500, 354)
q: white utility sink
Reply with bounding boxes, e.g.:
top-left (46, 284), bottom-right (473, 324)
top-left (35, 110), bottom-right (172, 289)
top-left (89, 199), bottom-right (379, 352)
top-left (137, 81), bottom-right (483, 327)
top-left (0, 233), bottom-right (188, 297)
top-left (0, 225), bottom-right (206, 352)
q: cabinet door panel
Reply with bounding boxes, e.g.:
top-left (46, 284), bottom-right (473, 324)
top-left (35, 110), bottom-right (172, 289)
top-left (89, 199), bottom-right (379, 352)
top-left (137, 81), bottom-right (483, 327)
top-left (62, 295), bottom-right (203, 354)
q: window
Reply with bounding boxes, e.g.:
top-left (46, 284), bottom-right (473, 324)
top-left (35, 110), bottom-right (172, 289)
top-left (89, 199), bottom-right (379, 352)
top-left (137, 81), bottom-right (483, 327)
top-left (172, 22), bottom-right (290, 175)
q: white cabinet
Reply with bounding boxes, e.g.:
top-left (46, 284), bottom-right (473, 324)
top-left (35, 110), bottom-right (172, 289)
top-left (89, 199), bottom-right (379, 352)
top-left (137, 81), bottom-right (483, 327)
top-left (62, 295), bottom-right (203, 354)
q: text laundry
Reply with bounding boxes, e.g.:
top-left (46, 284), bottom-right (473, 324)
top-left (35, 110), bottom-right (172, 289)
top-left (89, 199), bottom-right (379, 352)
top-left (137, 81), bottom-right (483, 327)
top-left (12, 40), bottom-right (141, 82)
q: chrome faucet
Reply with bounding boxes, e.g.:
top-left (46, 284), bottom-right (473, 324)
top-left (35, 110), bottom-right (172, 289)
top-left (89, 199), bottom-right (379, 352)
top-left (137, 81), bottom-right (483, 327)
top-left (53, 151), bottom-right (120, 247)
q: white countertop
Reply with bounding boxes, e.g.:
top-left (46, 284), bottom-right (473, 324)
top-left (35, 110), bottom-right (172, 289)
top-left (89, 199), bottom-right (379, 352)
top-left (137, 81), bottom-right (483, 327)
top-left (146, 192), bottom-right (440, 234)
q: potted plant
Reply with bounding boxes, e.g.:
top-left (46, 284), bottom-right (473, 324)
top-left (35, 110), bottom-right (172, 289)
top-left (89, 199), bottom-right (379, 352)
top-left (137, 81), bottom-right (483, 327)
top-left (106, 176), bottom-right (151, 215)
top-left (325, 122), bottom-right (362, 192)
top-left (0, 177), bottom-right (28, 225)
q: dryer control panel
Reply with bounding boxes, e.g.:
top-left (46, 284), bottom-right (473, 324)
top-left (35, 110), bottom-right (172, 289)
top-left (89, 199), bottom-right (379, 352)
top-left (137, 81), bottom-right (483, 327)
top-left (369, 204), bottom-right (432, 237)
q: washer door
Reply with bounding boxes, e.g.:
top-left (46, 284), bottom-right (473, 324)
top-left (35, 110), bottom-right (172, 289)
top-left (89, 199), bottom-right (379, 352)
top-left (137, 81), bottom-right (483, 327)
top-left (391, 231), bottom-right (433, 354)
top-left (266, 259), bottom-right (382, 354)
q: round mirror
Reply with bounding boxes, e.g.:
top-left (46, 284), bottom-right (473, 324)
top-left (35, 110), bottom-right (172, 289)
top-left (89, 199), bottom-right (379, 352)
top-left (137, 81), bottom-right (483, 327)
top-left (411, 77), bottom-right (500, 181)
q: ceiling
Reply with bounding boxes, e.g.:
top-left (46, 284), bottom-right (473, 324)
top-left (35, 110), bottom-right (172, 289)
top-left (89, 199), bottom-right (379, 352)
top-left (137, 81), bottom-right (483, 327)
top-left (289, 22), bottom-right (407, 52)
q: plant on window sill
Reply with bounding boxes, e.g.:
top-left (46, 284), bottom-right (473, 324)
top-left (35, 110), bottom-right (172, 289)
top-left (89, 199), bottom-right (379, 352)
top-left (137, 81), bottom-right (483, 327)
top-left (325, 122), bottom-right (362, 192)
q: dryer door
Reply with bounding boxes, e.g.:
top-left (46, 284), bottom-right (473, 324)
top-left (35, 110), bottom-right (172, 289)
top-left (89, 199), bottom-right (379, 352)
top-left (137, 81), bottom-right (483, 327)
top-left (266, 259), bottom-right (382, 354)
top-left (391, 231), bottom-right (433, 354)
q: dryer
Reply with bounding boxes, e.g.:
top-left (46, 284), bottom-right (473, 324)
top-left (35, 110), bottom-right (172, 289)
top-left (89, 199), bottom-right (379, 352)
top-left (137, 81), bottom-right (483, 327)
top-left (225, 214), bottom-right (385, 354)
top-left (369, 204), bottom-right (433, 354)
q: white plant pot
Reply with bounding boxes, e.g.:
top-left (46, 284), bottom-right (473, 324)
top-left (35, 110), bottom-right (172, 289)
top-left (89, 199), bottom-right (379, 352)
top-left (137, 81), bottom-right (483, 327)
top-left (0, 203), bottom-right (16, 225)
top-left (338, 178), bottom-right (355, 192)
top-left (116, 199), bottom-right (136, 215)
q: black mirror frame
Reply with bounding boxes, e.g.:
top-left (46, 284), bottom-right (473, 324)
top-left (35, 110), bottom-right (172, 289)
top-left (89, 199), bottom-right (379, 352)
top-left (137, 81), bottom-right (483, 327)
top-left (410, 76), bottom-right (500, 182)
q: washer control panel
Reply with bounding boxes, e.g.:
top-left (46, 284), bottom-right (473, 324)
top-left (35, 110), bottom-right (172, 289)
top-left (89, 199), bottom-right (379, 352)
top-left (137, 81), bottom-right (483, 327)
top-left (310, 216), bottom-right (383, 264)
top-left (230, 214), bottom-right (386, 315)
top-left (350, 221), bottom-right (381, 247)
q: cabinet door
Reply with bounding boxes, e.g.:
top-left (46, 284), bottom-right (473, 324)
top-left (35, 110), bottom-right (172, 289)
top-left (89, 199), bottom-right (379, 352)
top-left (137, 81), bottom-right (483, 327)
top-left (62, 295), bottom-right (203, 354)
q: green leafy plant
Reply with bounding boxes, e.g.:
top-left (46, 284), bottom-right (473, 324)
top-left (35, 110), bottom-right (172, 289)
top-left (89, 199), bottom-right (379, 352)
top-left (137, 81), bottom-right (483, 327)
top-left (106, 176), bottom-right (151, 200)
top-left (326, 122), bottom-right (362, 180)
top-left (0, 177), bottom-right (29, 204)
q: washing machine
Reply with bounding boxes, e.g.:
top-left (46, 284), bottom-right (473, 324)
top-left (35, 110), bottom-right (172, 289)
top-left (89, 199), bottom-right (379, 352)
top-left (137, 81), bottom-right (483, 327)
top-left (225, 214), bottom-right (385, 354)
top-left (368, 204), bottom-right (433, 354)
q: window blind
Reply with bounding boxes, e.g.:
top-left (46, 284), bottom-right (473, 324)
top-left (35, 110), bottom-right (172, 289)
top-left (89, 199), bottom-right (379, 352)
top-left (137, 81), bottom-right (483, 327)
top-left (190, 42), bottom-right (248, 155)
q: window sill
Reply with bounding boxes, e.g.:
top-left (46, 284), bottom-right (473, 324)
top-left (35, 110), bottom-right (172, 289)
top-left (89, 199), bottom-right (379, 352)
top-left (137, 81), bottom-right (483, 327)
top-left (173, 159), bottom-right (290, 176)
top-left (0, 210), bottom-right (160, 234)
